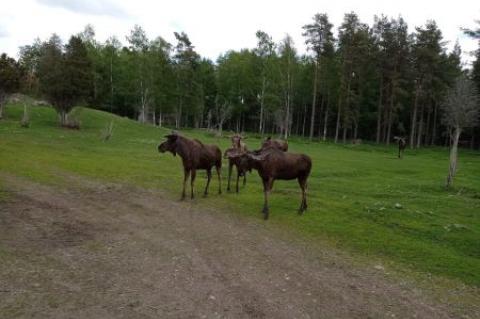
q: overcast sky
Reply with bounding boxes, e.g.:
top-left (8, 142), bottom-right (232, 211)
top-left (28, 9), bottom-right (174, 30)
top-left (1, 0), bottom-right (479, 65)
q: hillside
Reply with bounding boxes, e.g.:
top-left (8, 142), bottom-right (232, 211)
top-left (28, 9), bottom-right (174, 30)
top-left (1, 103), bottom-right (479, 290)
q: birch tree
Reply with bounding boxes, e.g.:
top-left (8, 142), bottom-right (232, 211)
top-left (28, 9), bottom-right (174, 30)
top-left (442, 76), bottom-right (479, 188)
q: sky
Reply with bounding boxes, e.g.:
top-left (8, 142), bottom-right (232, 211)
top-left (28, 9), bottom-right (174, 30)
top-left (0, 0), bottom-right (479, 65)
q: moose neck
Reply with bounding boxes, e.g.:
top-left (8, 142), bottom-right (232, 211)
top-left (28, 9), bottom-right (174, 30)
top-left (174, 137), bottom-right (191, 161)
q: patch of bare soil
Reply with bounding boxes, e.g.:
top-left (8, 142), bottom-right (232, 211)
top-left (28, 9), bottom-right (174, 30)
top-left (0, 174), bottom-right (475, 318)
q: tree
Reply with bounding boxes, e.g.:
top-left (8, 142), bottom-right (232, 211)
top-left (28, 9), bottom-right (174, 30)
top-left (373, 16), bottom-right (411, 144)
top-left (0, 53), bottom-right (22, 118)
top-left (37, 34), bottom-right (92, 126)
top-left (278, 35), bottom-right (298, 139)
top-left (442, 76), bottom-right (479, 188)
top-left (336, 12), bottom-right (368, 143)
top-left (18, 38), bottom-right (42, 95)
top-left (254, 30), bottom-right (276, 134)
top-left (104, 36), bottom-right (122, 112)
top-left (127, 25), bottom-right (151, 123)
top-left (410, 21), bottom-right (445, 148)
top-left (303, 13), bottom-right (334, 140)
top-left (149, 36), bottom-right (174, 126)
top-left (173, 32), bottom-right (201, 128)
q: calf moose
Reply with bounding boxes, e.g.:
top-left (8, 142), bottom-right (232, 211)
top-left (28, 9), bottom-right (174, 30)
top-left (225, 134), bottom-right (249, 192)
top-left (158, 133), bottom-right (222, 199)
top-left (231, 134), bottom-right (247, 152)
top-left (394, 136), bottom-right (407, 158)
top-left (224, 148), bottom-right (251, 193)
top-left (231, 148), bottom-right (312, 220)
top-left (261, 137), bottom-right (288, 152)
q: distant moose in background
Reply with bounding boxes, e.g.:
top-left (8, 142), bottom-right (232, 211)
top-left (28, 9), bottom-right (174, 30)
top-left (225, 134), bottom-right (249, 193)
top-left (158, 132), bottom-right (222, 199)
top-left (394, 136), bottom-right (407, 158)
top-left (261, 137), bottom-right (288, 152)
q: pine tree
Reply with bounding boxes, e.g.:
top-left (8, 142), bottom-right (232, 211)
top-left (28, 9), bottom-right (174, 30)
top-left (410, 21), bottom-right (445, 148)
top-left (303, 13), bottom-right (334, 140)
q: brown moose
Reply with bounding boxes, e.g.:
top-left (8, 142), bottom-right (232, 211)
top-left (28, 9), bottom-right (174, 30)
top-left (158, 133), bottom-right (222, 199)
top-left (394, 136), bottom-right (406, 158)
top-left (225, 134), bottom-right (249, 192)
top-left (231, 148), bottom-right (312, 220)
top-left (224, 148), bottom-right (251, 193)
top-left (261, 136), bottom-right (288, 152)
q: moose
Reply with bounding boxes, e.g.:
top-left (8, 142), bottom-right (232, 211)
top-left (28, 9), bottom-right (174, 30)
top-left (225, 134), bottom-right (249, 192)
top-left (231, 134), bottom-right (247, 152)
top-left (230, 148), bottom-right (312, 220)
top-left (394, 136), bottom-right (407, 158)
top-left (158, 133), bottom-right (222, 199)
top-left (261, 136), bottom-right (288, 152)
top-left (224, 148), bottom-right (251, 193)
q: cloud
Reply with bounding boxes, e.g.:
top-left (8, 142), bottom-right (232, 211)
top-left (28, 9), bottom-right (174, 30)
top-left (0, 25), bottom-right (8, 38)
top-left (37, 0), bottom-right (129, 18)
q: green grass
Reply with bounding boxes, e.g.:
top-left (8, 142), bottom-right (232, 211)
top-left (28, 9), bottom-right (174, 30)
top-left (1, 103), bottom-right (479, 286)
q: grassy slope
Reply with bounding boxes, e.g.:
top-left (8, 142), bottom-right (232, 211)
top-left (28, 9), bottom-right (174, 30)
top-left (1, 104), bottom-right (479, 286)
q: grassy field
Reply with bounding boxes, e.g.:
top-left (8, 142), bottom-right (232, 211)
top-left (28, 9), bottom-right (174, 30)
top-left (1, 103), bottom-right (479, 287)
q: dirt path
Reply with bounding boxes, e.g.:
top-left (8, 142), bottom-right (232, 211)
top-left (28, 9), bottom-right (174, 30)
top-left (0, 175), bottom-right (468, 318)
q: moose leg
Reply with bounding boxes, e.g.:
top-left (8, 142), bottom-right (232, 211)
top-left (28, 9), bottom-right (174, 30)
top-left (298, 177), bottom-right (308, 214)
top-left (216, 165), bottom-right (222, 194)
top-left (398, 147), bottom-right (401, 159)
top-left (227, 162), bottom-right (233, 191)
top-left (190, 169), bottom-right (196, 199)
top-left (236, 168), bottom-right (240, 193)
top-left (182, 169), bottom-right (190, 200)
top-left (243, 172), bottom-right (247, 187)
top-left (204, 169), bottom-right (212, 196)
top-left (262, 178), bottom-right (273, 220)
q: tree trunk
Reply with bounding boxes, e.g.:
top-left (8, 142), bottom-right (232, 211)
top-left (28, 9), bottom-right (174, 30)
top-left (353, 120), bottom-right (358, 140)
top-left (409, 84), bottom-right (420, 148)
top-left (309, 60), bottom-right (318, 140)
top-left (322, 93), bottom-right (329, 141)
top-left (176, 98), bottom-right (183, 129)
top-left (386, 92), bottom-right (394, 146)
top-left (334, 96), bottom-right (342, 143)
top-left (302, 103), bottom-right (307, 137)
top-left (284, 57), bottom-right (292, 140)
top-left (446, 127), bottom-right (461, 188)
top-left (110, 53), bottom-right (114, 113)
top-left (0, 92), bottom-right (6, 119)
top-left (259, 76), bottom-right (266, 134)
top-left (59, 109), bottom-right (68, 126)
top-left (342, 127), bottom-right (347, 144)
top-left (416, 104), bottom-right (425, 148)
top-left (425, 105), bottom-right (432, 146)
top-left (431, 102), bottom-right (437, 146)
top-left (218, 121), bottom-right (223, 136)
top-left (376, 77), bottom-right (383, 143)
top-left (316, 94), bottom-right (324, 137)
